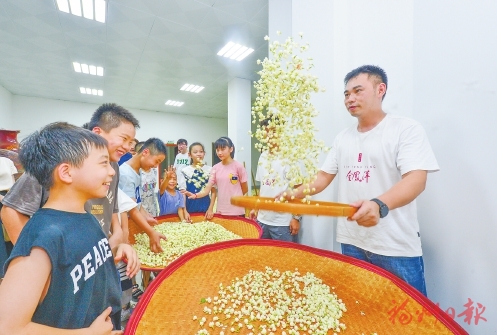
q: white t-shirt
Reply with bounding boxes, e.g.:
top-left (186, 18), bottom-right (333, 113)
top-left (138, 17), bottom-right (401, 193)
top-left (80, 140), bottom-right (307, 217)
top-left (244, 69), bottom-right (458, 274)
top-left (0, 157), bottom-right (17, 191)
top-left (118, 163), bottom-right (141, 204)
top-left (140, 168), bottom-right (159, 217)
top-left (256, 152), bottom-right (292, 226)
top-left (174, 152), bottom-right (190, 182)
top-left (321, 114), bottom-right (439, 257)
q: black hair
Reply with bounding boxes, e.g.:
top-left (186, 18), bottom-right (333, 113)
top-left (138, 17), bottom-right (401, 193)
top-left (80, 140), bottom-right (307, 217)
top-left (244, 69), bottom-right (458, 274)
top-left (19, 122), bottom-right (108, 190)
top-left (135, 141), bottom-right (145, 153)
top-left (88, 103), bottom-right (140, 132)
top-left (260, 115), bottom-right (281, 127)
top-left (214, 137), bottom-right (235, 159)
top-left (177, 138), bottom-right (188, 145)
top-left (138, 137), bottom-right (167, 156)
top-left (81, 122), bottom-right (90, 130)
top-left (344, 65), bottom-right (388, 100)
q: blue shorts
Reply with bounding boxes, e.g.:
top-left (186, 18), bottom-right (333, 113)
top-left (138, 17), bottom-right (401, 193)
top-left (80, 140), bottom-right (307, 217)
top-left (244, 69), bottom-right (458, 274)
top-left (341, 243), bottom-right (427, 296)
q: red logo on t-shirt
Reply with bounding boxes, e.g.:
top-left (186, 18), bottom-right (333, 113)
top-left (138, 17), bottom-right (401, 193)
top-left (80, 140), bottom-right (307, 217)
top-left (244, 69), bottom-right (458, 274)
top-left (358, 153), bottom-right (362, 162)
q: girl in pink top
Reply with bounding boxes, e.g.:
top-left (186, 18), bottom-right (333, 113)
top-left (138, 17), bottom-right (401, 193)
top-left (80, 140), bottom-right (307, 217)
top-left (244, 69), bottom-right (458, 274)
top-left (184, 137), bottom-right (248, 216)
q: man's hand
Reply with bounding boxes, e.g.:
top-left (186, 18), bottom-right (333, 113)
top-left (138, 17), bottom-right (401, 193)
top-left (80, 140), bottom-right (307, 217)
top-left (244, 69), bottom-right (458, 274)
top-left (348, 200), bottom-right (380, 227)
top-left (148, 230), bottom-right (167, 253)
top-left (289, 218), bottom-right (300, 235)
top-left (114, 244), bottom-right (140, 278)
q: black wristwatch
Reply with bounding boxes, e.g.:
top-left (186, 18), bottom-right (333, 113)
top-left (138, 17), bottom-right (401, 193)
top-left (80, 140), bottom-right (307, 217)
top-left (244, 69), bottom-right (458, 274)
top-left (292, 214), bottom-right (302, 222)
top-left (370, 198), bottom-right (389, 218)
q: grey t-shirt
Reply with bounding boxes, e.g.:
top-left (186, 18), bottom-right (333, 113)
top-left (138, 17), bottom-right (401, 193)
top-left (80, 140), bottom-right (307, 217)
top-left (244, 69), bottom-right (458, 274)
top-left (1, 162), bottom-right (120, 237)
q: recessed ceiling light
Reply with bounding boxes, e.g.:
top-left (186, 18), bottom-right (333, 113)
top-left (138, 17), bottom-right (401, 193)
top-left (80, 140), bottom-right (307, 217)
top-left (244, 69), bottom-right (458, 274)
top-left (165, 100), bottom-right (184, 107)
top-left (56, 0), bottom-right (106, 23)
top-left (180, 83), bottom-right (204, 93)
top-left (73, 62), bottom-right (103, 76)
top-left (80, 87), bottom-right (103, 96)
top-left (217, 42), bottom-right (254, 61)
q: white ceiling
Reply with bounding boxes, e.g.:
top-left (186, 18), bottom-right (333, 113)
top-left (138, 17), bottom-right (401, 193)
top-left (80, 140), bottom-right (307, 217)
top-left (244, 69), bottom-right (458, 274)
top-left (0, 0), bottom-right (268, 118)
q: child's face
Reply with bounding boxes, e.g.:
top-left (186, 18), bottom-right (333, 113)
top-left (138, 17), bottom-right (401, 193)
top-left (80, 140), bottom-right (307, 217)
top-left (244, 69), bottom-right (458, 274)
top-left (72, 146), bottom-right (115, 199)
top-left (141, 150), bottom-right (165, 171)
top-left (95, 121), bottom-right (136, 162)
top-left (216, 146), bottom-right (232, 161)
top-left (167, 177), bottom-right (178, 190)
top-left (178, 142), bottom-right (188, 154)
top-left (189, 145), bottom-right (205, 165)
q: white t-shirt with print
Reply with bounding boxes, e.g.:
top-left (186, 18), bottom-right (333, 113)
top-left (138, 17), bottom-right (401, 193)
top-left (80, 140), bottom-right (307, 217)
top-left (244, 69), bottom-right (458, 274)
top-left (256, 152), bottom-right (292, 226)
top-left (174, 152), bottom-right (190, 182)
top-left (321, 114), bottom-right (439, 257)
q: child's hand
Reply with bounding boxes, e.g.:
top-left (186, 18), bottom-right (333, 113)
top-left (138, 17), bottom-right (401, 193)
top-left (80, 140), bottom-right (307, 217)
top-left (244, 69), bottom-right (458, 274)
top-left (149, 230), bottom-right (167, 253)
top-left (88, 307), bottom-right (113, 335)
top-left (164, 165), bottom-right (176, 179)
top-left (249, 209), bottom-right (257, 220)
top-left (146, 215), bottom-right (158, 225)
top-left (184, 211), bottom-right (192, 223)
top-left (114, 244), bottom-right (141, 278)
top-left (205, 209), bottom-right (214, 220)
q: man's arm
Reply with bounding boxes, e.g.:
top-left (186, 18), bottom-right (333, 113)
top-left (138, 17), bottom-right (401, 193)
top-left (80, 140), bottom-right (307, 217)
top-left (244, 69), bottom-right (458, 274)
top-left (0, 206), bottom-right (29, 244)
top-left (0, 248), bottom-right (113, 335)
top-left (349, 170), bottom-right (428, 227)
top-left (288, 171), bottom-right (336, 200)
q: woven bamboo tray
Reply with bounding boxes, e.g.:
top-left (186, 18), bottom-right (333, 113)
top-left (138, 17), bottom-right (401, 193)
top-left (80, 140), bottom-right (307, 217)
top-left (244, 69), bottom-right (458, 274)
top-left (231, 196), bottom-right (357, 217)
top-left (124, 240), bottom-right (467, 335)
top-left (128, 213), bottom-right (262, 271)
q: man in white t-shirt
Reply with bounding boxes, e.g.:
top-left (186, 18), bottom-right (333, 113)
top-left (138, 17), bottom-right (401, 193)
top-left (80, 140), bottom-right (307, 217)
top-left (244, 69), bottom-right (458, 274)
top-left (174, 138), bottom-right (189, 185)
top-left (286, 65), bottom-right (439, 296)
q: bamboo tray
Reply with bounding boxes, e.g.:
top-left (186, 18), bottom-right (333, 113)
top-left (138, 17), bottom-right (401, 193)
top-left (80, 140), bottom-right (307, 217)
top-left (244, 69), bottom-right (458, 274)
top-left (128, 213), bottom-right (262, 271)
top-left (231, 195), bottom-right (357, 217)
top-left (124, 239), bottom-right (468, 335)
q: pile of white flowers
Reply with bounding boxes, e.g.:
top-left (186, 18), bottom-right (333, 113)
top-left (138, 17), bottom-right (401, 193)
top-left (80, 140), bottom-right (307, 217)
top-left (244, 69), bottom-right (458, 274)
top-left (194, 266), bottom-right (347, 335)
top-left (134, 221), bottom-right (241, 267)
top-left (251, 31), bottom-right (328, 201)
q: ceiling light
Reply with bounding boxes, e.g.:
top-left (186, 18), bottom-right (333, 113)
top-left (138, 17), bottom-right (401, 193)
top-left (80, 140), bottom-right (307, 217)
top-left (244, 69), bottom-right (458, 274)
top-left (165, 100), bottom-right (184, 107)
top-left (73, 62), bottom-right (104, 76)
top-left (69, 0), bottom-right (82, 16)
top-left (180, 83), bottom-right (204, 93)
top-left (80, 87), bottom-right (103, 96)
top-left (56, 0), bottom-right (70, 13)
top-left (73, 62), bottom-right (81, 72)
top-left (217, 42), bottom-right (254, 61)
top-left (56, 0), bottom-right (106, 23)
top-left (236, 48), bottom-right (254, 61)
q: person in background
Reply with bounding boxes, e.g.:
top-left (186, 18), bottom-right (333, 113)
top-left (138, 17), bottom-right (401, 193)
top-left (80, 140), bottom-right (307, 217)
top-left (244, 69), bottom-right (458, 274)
top-left (184, 137), bottom-right (248, 217)
top-left (118, 138), bottom-right (139, 166)
top-left (158, 166), bottom-right (186, 220)
top-left (118, 138), bottom-right (167, 251)
top-left (283, 65), bottom-right (439, 296)
top-left (249, 118), bottom-right (301, 242)
top-left (173, 138), bottom-right (189, 181)
top-left (0, 156), bottom-right (17, 277)
top-left (179, 142), bottom-right (217, 221)
top-left (0, 122), bottom-right (139, 333)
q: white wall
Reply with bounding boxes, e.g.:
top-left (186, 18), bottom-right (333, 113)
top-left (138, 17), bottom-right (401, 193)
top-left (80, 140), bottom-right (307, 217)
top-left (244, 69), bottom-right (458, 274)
top-left (10, 95), bottom-right (227, 166)
top-left (0, 85), bottom-right (13, 128)
top-left (270, 0), bottom-right (495, 333)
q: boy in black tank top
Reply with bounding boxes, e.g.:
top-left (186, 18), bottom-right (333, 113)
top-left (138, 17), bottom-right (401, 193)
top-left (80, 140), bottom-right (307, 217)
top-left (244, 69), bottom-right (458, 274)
top-left (0, 122), bottom-right (140, 333)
